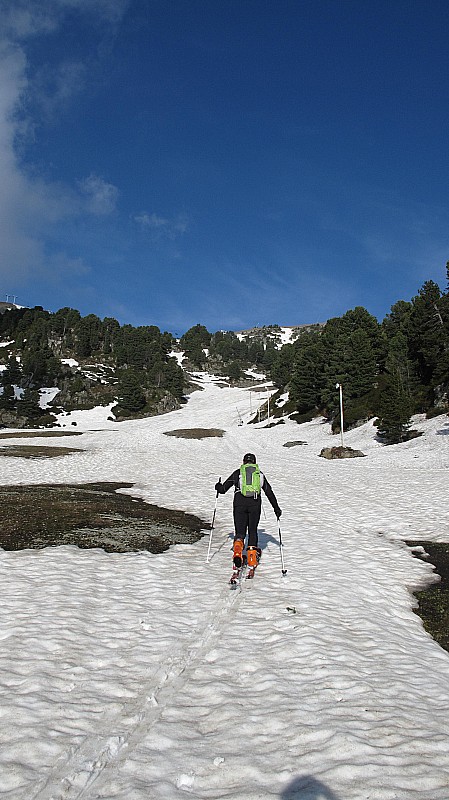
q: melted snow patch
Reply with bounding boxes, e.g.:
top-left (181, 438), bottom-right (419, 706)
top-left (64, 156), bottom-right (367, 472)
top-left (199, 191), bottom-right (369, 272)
top-left (61, 358), bottom-right (79, 368)
top-left (169, 350), bottom-right (185, 366)
top-left (55, 403), bottom-right (119, 430)
top-left (39, 388), bottom-right (60, 409)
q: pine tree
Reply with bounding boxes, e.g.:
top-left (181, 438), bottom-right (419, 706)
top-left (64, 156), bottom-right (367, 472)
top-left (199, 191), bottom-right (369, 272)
top-left (227, 361), bottom-right (242, 382)
top-left (2, 356), bottom-right (22, 386)
top-left (75, 315), bottom-right (102, 358)
top-left (270, 343), bottom-right (295, 389)
top-left (18, 388), bottom-right (42, 420)
top-left (179, 325), bottom-right (211, 368)
top-left (408, 281), bottom-right (444, 385)
top-left (383, 299), bottom-right (413, 338)
top-left (290, 334), bottom-right (324, 413)
top-left (347, 328), bottom-right (377, 397)
top-left (376, 380), bottom-right (413, 444)
top-left (0, 383), bottom-right (15, 410)
top-left (385, 331), bottom-right (417, 398)
top-left (376, 332), bottom-right (414, 443)
top-left (117, 370), bottom-right (146, 412)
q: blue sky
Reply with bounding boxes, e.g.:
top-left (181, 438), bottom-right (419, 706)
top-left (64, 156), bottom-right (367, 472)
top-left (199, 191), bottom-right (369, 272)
top-left (1, 0), bottom-right (449, 335)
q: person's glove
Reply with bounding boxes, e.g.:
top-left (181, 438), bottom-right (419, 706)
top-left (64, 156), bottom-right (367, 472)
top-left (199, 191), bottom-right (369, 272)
top-left (274, 506), bottom-right (282, 519)
top-left (215, 481), bottom-right (224, 494)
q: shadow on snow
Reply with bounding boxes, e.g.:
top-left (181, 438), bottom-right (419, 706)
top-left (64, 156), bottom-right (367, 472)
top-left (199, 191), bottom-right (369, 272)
top-left (226, 527), bottom-right (281, 551)
top-left (280, 775), bottom-right (340, 799)
top-left (436, 420), bottom-right (449, 435)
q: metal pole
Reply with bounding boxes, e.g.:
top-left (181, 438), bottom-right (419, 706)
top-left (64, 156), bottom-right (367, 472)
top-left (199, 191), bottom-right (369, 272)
top-left (278, 520), bottom-right (287, 575)
top-left (206, 479), bottom-right (220, 562)
top-left (336, 383), bottom-right (344, 447)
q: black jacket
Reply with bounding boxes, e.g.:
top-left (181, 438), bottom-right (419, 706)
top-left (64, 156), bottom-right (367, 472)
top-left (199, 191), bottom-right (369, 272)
top-left (217, 468), bottom-right (281, 517)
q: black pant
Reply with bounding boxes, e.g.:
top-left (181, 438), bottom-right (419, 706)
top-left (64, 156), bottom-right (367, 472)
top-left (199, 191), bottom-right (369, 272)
top-left (233, 495), bottom-right (261, 548)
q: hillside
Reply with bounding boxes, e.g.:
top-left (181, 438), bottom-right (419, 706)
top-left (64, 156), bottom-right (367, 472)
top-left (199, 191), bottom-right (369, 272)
top-left (0, 373), bottom-right (449, 799)
top-left (0, 305), bottom-right (187, 428)
top-left (0, 308), bottom-right (323, 429)
top-left (1, 274), bottom-right (449, 441)
top-left (235, 322), bottom-right (325, 346)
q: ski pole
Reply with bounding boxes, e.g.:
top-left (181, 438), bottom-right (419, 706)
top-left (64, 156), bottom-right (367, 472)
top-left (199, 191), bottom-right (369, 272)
top-left (277, 518), bottom-right (287, 575)
top-left (206, 478), bottom-right (220, 563)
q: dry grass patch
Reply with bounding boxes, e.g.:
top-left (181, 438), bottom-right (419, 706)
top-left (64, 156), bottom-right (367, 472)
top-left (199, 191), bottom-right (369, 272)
top-left (0, 445), bottom-right (83, 459)
top-left (0, 482), bottom-right (206, 552)
top-left (164, 428), bottom-right (225, 439)
top-left (0, 431), bottom-right (84, 439)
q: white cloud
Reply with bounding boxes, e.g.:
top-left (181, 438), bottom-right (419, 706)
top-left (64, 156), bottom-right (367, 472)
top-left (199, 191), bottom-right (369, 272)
top-left (0, 1), bottom-right (128, 40)
top-left (79, 174), bottom-right (119, 216)
top-left (0, 1), bottom-right (127, 285)
top-left (134, 211), bottom-right (190, 239)
top-left (0, 41), bottom-right (80, 283)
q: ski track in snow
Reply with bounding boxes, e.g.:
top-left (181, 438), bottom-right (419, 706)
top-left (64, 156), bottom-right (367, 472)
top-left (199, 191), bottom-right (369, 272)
top-left (1, 375), bottom-right (449, 799)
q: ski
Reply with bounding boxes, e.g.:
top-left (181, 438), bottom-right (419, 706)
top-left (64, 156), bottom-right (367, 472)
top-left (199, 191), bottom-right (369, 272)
top-left (229, 555), bottom-right (247, 588)
top-left (229, 550), bottom-right (261, 584)
top-left (229, 567), bottom-right (242, 586)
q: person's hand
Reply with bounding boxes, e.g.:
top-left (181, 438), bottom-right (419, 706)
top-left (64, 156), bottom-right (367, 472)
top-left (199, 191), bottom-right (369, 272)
top-left (215, 482), bottom-right (224, 494)
top-left (275, 507), bottom-right (282, 519)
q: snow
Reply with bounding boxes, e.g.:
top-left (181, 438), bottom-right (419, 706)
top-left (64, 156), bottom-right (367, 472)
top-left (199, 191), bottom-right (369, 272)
top-left (279, 326), bottom-right (294, 345)
top-left (0, 339), bottom-right (14, 348)
top-left (61, 358), bottom-right (80, 368)
top-left (54, 402), bottom-right (119, 430)
top-left (39, 387), bottom-right (61, 408)
top-left (244, 368), bottom-right (266, 380)
top-left (275, 391), bottom-right (289, 407)
top-left (1, 375), bottom-right (449, 799)
top-left (170, 350), bottom-right (185, 367)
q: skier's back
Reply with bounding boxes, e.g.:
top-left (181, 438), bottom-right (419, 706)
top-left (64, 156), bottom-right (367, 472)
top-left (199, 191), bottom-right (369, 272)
top-left (215, 453), bottom-right (281, 569)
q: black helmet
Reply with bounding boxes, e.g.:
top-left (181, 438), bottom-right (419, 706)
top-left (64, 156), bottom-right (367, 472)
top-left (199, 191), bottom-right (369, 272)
top-left (243, 453), bottom-right (256, 464)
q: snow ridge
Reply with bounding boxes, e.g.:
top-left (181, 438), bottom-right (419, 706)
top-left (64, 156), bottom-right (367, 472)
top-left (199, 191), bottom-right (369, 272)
top-left (30, 545), bottom-right (248, 800)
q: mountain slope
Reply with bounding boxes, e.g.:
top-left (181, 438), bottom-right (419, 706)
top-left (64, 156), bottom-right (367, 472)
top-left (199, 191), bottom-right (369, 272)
top-left (0, 376), bottom-right (449, 799)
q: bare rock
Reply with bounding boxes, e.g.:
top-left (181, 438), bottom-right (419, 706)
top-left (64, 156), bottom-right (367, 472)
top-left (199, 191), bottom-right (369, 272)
top-left (319, 446), bottom-right (366, 459)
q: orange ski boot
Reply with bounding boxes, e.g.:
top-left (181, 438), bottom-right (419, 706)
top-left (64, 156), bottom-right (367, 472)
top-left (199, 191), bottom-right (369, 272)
top-left (247, 546), bottom-right (258, 568)
top-left (233, 538), bottom-right (244, 568)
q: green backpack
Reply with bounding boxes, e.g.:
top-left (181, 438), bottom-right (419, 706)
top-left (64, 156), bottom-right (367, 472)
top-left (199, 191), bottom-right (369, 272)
top-left (240, 463), bottom-right (261, 497)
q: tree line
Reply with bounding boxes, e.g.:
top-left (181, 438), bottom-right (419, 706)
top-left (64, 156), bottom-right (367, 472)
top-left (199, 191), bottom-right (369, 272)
top-left (0, 306), bottom-right (185, 423)
top-left (1, 270), bottom-right (448, 438)
top-left (178, 273), bottom-right (449, 442)
top-left (269, 274), bottom-right (449, 442)
top-left (178, 323), bottom-right (280, 379)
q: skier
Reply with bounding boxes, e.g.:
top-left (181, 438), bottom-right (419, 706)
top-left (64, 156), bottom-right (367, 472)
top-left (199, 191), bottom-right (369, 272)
top-left (215, 453), bottom-right (282, 570)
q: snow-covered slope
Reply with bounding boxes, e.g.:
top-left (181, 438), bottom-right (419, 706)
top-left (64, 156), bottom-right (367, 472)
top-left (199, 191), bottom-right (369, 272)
top-left (1, 375), bottom-right (449, 799)
top-left (235, 323), bottom-right (324, 348)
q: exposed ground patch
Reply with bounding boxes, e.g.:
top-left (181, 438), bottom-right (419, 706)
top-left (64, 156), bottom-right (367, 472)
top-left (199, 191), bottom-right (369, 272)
top-left (0, 431), bottom-right (84, 438)
top-left (408, 541), bottom-right (449, 653)
top-left (164, 428), bottom-right (224, 438)
top-left (0, 483), bottom-right (207, 553)
top-left (0, 445), bottom-right (83, 458)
